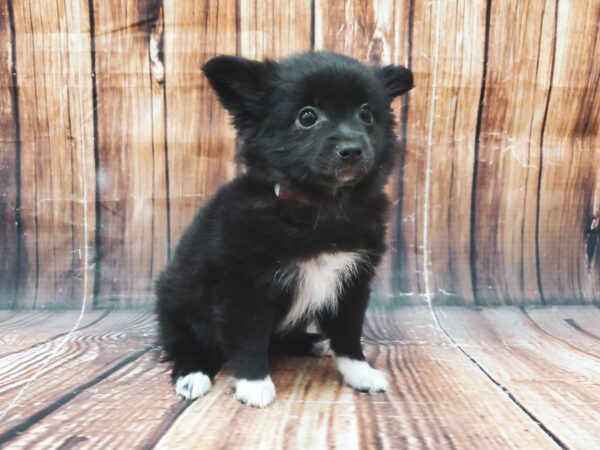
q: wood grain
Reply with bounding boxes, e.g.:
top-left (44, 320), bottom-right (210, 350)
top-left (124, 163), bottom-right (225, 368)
top-left (543, 306), bottom-right (600, 340)
top-left (403, 0), bottom-right (486, 305)
top-left (0, 311), bottom-right (105, 355)
top-left (524, 307), bottom-right (600, 358)
top-left (472, 0), bottom-right (556, 305)
top-left (238, 0), bottom-right (312, 59)
top-left (0, 0), bottom-right (599, 307)
top-left (438, 307), bottom-right (600, 449)
top-left (9, 0), bottom-right (96, 307)
top-left (536, 0), bottom-right (600, 304)
top-left (0, 0), bottom-right (22, 308)
top-left (92, 0), bottom-right (169, 307)
top-left (2, 308), bottom-right (598, 448)
top-left (315, 0), bottom-right (379, 60)
top-left (0, 311), bottom-right (19, 324)
top-left (156, 308), bottom-right (556, 449)
top-left (0, 311), bottom-right (154, 436)
top-left (5, 352), bottom-right (185, 450)
top-left (163, 0), bottom-right (237, 247)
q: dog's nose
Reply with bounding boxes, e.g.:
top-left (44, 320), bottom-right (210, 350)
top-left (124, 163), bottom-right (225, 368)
top-left (336, 143), bottom-right (363, 162)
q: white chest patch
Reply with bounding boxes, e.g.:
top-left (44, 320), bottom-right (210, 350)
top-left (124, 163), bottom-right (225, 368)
top-left (276, 252), bottom-right (365, 330)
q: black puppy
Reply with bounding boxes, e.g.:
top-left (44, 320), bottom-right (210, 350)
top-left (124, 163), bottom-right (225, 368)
top-left (156, 51), bottom-right (413, 407)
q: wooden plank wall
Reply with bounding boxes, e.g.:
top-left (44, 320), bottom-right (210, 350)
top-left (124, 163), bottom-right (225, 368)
top-left (0, 0), bottom-right (598, 308)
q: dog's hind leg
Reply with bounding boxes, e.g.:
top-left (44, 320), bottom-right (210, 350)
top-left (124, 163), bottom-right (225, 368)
top-left (171, 349), bottom-right (223, 400)
top-left (159, 318), bottom-right (224, 400)
top-left (169, 341), bottom-right (224, 400)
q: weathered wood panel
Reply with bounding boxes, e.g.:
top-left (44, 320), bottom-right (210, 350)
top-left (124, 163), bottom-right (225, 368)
top-left (438, 307), bottom-right (600, 449)
top-left (536, 0), bottom-right (600, 304)
top-left (5, 352), bottom-right (185, 450)
top-left (92, 1), bottom-right (169, 307)
top-left (472, 0), bottom-right (556, 305)
top-left (163, 0), bottom-right (237, 247)
top-left (239, 0), bottom-right (312, 59)
top-left (525, 307), bottom-right (600, 358)
top-left (400, 0), bottom-right (486, 305)
top-left (9, 0), bottom-right (96, 307)
top-left (2, 308), bottom-right (599, 447)
top-left (0, 311), bottom-right (105, 354)
top-left (0, 0), bottom-right (23, 307)
top-left (0, 311), bottom-right (154, 438)
top-left (0, 0), bottom-right (598, 307)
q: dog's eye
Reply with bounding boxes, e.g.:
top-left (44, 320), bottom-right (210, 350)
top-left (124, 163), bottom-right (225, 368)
top-left (359, 104), bottom-right (373, 125)
top-left (297, 107), bottom-right (319, 128)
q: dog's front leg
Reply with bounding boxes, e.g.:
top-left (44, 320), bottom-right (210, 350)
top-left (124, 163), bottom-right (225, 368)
top-left (319, 278), bottom-right (389, 393)
top-left (223, 299), bottom-right (276, 408)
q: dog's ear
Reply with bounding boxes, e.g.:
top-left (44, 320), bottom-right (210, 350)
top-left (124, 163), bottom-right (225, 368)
top-left (202, 55), bottom-right (275, 132)
top-left (374, 65), bottom-right (414, 99)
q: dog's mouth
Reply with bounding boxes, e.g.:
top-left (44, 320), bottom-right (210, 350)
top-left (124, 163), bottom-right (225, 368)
top-left (308, 162), bottom-right (370, 189)
top-left (335, 166), bottom-right (363, 183)
top-left (333, 162), bottom-right (370, 185)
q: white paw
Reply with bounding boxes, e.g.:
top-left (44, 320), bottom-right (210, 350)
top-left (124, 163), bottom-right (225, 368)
top-left (311, 339), bottom-right (334, 357)
top-left (235, 376), bottom-right (276, 408)
top-left (174, 372), bottom-right (212, 400)
top-left (336, 357), bottom-right (389, 393)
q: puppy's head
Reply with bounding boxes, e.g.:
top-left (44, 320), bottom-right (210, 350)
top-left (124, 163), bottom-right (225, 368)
top-left (202, 51), bottom-right (413, 192)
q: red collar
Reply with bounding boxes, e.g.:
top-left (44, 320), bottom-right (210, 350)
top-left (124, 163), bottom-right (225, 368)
top-left (274, 183), bottom-right (317, 206)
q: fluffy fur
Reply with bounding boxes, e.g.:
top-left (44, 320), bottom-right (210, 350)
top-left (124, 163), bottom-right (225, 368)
top-left (155, 51), bottom-right (413, 407)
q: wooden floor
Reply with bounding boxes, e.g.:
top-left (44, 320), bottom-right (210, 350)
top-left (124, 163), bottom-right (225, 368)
top-left (0, 307), bottom-right (598, 449)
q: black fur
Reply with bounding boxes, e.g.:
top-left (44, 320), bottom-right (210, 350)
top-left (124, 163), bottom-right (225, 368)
top-left (156, 51), bottom-right (413, 389)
